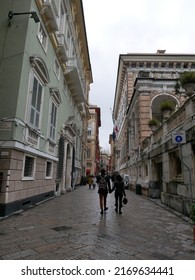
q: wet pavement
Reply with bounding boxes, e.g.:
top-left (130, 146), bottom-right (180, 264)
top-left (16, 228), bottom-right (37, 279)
top-left (0, 185), bottom-right (195, 260)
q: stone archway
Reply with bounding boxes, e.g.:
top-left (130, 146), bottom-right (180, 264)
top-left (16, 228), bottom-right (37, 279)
top-left (150, 94), bottom-right (179, 123)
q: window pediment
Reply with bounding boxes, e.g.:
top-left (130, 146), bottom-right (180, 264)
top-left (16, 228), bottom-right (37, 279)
top-left (50, 87), bottom-right (62, 105)
top-left (30, 56), bottom-right (50, 84)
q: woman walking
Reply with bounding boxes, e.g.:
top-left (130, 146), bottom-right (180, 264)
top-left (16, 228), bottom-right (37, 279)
top-left (111, 174), bottom-right (126, 214)
top-left (97, 169), bottom-right (111, 215)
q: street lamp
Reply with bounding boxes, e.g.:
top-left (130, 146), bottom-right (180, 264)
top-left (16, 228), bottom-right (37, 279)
top-left (8, 10), bottom-right (40, 25)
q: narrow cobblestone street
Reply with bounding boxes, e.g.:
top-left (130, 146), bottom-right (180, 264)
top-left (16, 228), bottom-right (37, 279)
top-left (0, 185), bottom-right (195, 260)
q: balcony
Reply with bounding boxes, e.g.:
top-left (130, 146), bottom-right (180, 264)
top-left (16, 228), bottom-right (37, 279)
top-left (64, 59), bottom-right (85, 104)
top-left (41, 0), bottom-right (59, 32)
top-left (56, 34), bottom-right (68, 63)
top-left (27, 127), bottom-right (39, 147)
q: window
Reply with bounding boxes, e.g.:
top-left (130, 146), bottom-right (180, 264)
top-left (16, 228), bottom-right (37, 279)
top-left (23, 156), bottom-right (35, 178)
top-left (30, 56), bottom-right (50, 84)
top-left (49, 101), bottom-right (57, 141)
top-left (54, 58), bottom-right (60, 79)
top-left (30, 76), bottom-right (42, 129)
top-left (191, 63), bottom-right (195, 69)
top-left (59, 2), bottom-right (65, 34)
top-left (131, 62), bottom-right (136, 68)
top-left (87, 125), bottom-right (92, 136)
top-left (27, 57), bottom-right (49, 146)
top-left (67, 30), bottom-right (72, 57)
top-left (49, 88), bottom-right (61, 141)
top-left (46, 161), bottom-right (52, 178)
top-left (87, 148), bottom-right (91, 158)
top-left (37, 23), bottom-right (48, 51)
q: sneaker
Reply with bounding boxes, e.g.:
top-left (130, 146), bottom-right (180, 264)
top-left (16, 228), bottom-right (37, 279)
top-left (104, 207), bottom-right (108, 211)
top-left (115, 208), bottom-right (118, 213)
top-left (119, 211), bottom-right (122, 214)
top-left (100, 210), bottom-right (103, 215)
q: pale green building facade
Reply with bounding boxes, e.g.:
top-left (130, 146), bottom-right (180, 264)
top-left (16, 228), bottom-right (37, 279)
top-left (0, 0), bottom-right (92, 216)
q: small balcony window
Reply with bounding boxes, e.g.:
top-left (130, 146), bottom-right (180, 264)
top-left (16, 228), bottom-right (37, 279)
top-left (37, 23), bottom-right (48, 51)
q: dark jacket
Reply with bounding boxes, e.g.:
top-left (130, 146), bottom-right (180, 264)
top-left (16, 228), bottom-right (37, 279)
top-left (111, 175), bottom-right (126, 196)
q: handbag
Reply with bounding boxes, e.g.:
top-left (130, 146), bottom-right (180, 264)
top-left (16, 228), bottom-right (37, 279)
top-left (123, 197), bottom-right (128, 205)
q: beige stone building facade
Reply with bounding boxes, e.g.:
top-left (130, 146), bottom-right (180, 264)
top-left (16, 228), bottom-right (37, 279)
top-left (100, 151), bottom-right (111, 173)
top-left (86, 105), bottom-right (101, 176)
top-left (112, 51), bottom-right (195, 217)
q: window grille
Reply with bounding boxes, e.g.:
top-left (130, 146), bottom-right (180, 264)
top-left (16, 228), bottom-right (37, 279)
top-left (24, 156), bottom-right (34, 177)
top-left (46, 161), bottom-right (52, 177)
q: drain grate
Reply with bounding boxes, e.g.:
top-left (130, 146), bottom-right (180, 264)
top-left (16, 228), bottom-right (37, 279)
top-left (51, 226), bottom-right (72, 232)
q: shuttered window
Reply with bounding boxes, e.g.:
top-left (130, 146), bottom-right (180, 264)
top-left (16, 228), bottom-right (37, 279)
top-left (49, 102), bottom-right (57, 140)
top-left (30, 76), bottom-right (42, 128)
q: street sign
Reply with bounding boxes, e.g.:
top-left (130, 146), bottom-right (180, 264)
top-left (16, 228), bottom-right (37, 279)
top-left (172, 130), bottom-right (186, 144)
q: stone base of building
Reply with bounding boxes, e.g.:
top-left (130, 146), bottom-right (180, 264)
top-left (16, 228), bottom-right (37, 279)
top-left (161, 192), bottom-right (191, 216)
top-left (141, 187), bottom-right (148, 196)
top-left (0, 191), bottom-right (54, 217)
top-left (148, 181), bottom-right (161, 198)
top-left (149, 188), bottom-right (160, 198)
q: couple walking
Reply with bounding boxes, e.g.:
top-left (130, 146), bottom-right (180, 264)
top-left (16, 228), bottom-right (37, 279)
top-left (97, 169), bottom-right (127, 215)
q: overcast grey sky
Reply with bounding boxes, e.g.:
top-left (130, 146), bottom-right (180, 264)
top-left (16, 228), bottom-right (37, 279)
top-left (82, 0), bottom-right (195, 151)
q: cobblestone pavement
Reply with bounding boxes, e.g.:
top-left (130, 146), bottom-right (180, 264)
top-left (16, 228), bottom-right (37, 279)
top-left (0, 185), bottom-right (195, 260)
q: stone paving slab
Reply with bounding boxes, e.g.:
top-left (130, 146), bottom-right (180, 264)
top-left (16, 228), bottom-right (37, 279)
top-left (0, 185), bottom-right (195, 260)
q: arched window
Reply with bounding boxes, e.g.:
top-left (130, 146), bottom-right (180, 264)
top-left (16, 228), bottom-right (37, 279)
top-left (27, 56), bottom-right (49, 132)
top-left (30, 56), bottom-right (50, 84)
top-left (150, 94), bottom-right (179, 123)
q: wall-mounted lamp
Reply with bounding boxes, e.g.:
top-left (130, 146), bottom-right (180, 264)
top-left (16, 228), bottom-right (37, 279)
top-left (8, 10), bottom-right (40, 25)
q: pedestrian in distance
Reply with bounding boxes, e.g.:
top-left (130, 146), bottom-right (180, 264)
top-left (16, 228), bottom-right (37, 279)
top-left (80, 175), bottom-right (87, 186)
top-left (110, 174), bottom-right (126, 214)
top-left (93, 175), bottom-right (97, 189)
top-left (88, 175), bottom-right (93, 189)
top-left (97, 169), bottom-right (111, 215)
